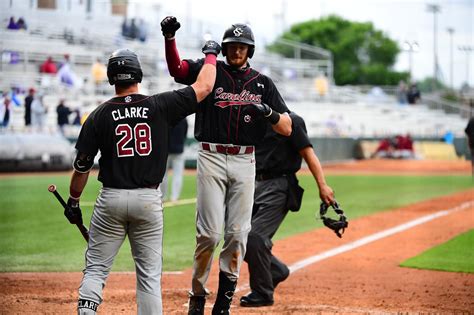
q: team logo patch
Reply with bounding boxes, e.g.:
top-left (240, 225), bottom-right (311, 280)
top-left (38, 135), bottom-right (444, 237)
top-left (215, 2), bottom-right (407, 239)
top-left (233, 27), bottom-right (243, 37)
top-left (244, 114), bottom-right (251, 123)
top-left (124, 96), bottom-right (132, 103)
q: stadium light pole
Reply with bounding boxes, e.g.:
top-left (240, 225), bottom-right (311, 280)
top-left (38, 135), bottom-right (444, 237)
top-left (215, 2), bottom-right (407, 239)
top-left (427, 3), bottom-right (441, 90)
top-left (447, 27), bottom-right (455, 89)
top-left (403, 41), bottom-right (419, 81)
top-left (458, 45), bottom-right (473, 86)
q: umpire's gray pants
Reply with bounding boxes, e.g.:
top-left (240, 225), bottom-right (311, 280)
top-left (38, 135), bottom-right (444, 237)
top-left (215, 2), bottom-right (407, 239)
top-left (78, 187), bottom-right (163, 315)
top-left (191, 148), bottom-right (255, 296)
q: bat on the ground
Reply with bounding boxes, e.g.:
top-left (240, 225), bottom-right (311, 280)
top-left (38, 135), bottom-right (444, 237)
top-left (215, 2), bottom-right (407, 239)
top-left (48, 184), bottom-right (89, 242)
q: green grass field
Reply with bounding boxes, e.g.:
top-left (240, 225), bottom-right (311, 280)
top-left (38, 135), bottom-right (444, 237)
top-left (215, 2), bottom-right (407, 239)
top-left (0, 173), bottom-right (472, 272)
top-left (400, 229), bottom-right (474, 273)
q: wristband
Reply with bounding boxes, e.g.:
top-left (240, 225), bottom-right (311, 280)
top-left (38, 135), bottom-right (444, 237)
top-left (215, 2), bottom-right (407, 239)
top-left (204, 54), bottom-right (217, 66)
top-left (70, 188), bottom-right (81, 200)
top-left (267, 110), bottom-right (280, 125)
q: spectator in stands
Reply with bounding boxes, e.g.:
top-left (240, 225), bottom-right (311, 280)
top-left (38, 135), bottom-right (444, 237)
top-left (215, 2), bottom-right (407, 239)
top-left (24, 88), bottom-right (35, 127)
top-left (72, 109), bottom-right (82, 126)
top-left (396, 80), bottom-right (407, 104)
top-left (91, 58), bottom-right (107, 93)
top-left (465, 117), bottom-right (474, 176)
top-left (121, 17), bottom-right (131, 38)
top-left (40, 57), bottom-right (58, 74)
top-left (129, 18), bottom-right (139, 40)
top-left (371, 137), bottom-right (395, 158)
top-left (161, 118), bottom-right (188, 202)
top-left (56, 99), bottom-right (72, 135)
top-left (16, 17), bottom-right (27, 30)
top-left (1, 94), bottom-right (11, 128)
top-left (138, 19), bottom-right (148, 42)
top-left (314, 73), bottom-right (329, 98)
top-left (7, 16), bottom-right (19, 30)
top-left (57, 54), bottom-right (80, 88)
top-left (31, 93), bottom-right (47, 132)
top-left (394, 134), bottom-right (415, 159)
top-left (407, 83), bottom-right (421, 104)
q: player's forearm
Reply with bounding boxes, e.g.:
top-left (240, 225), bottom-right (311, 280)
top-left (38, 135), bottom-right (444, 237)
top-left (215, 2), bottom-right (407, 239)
top-left (192, 54), bottom-right (216, 103)
top-left (69, 170), bottom-right (90, 200)
top-left (164, 38), bottom-right (189, 78)
top-left (271, 112), bottom-right (292, 136)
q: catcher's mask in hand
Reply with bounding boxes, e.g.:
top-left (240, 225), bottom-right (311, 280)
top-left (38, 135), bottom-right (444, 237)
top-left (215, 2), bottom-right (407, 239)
top-left (319, 201), bottom-right (348, 238)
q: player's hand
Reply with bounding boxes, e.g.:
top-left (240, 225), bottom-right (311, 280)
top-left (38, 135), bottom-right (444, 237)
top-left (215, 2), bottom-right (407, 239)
top-left (202, 40), bottom-right (221, 56)
top-left (65, 197), bottom-right (83, 225)
top-left (252, 103), bottom-right (281, 124)
top-left (252, 103), bottom-right (272, 117)
top-left (161, 16), bottom-right (181, 38)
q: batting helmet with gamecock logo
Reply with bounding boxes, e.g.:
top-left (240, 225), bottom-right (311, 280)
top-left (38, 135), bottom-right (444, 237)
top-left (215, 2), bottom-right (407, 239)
top-left (221, 24), bottom-right (255, 58)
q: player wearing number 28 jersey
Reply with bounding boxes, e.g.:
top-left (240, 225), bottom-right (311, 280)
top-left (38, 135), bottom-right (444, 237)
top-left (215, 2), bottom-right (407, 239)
top-left (69, 43), bottom-right (218, 315)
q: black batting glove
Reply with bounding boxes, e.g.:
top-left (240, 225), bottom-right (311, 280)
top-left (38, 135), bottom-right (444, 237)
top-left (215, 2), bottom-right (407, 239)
top-left (202, 40), bottom-right (221, 56)
top-left (65, 197), bottom-right (83, 225)
top-left (160, 16), bottom-right (181, 39)
top-left (253, 103), bottom-right (280, 124)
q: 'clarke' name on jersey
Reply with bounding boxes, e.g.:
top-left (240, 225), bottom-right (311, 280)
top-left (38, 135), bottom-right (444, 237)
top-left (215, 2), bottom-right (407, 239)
top-left (112, 107), bottom-right (149, 121)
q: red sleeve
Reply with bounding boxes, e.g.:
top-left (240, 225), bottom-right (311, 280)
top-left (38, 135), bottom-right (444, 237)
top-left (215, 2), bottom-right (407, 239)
top-left (165, 39), bottom-right (189, 79)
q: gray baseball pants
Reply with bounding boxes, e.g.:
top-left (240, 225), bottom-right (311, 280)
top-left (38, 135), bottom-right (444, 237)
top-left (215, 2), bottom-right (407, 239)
top-left (78, 187), bottom-right (163, 315)
top-left (191, 145), bottom-right (255, 296)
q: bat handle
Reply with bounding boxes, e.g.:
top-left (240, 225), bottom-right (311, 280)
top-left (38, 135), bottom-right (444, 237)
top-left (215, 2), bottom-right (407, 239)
top-left (77, 224), bottom-right (90, 242)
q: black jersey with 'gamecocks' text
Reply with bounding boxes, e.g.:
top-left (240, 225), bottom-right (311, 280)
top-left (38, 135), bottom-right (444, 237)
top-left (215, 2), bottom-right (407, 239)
top-left (75, 87), bottom-right (197, 189)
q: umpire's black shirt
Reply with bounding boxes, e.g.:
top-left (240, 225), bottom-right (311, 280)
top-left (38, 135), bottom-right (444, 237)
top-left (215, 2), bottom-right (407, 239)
top-left (256, 112), bottom-right (312, 175)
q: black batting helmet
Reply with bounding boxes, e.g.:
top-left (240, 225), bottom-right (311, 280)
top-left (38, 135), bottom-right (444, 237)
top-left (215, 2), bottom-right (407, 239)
top-left (221, 23), bottom-right (255, 58)
top-left (107, 49), bottom-right (143, 85)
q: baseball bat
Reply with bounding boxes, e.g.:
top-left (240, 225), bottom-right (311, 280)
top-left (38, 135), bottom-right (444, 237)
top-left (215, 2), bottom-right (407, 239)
top-left (48, 184), bottom-right (89, 242)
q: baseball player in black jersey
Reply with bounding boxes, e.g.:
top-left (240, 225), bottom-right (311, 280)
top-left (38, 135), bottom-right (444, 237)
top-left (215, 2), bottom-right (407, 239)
top-left (65, 43), bottom-right (219, 314)
top-left (240, 112), bottom-right (335, 307)
top-left (161, 16), bottom-right (292, 315)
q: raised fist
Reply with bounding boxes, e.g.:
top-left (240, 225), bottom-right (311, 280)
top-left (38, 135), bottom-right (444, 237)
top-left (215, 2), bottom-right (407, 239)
top-left (202, 40), bottom-right (221, 56)
top-left (161, 16), bottom-right (181, 38)
top-left (64, 197), bottom-right (83, 225)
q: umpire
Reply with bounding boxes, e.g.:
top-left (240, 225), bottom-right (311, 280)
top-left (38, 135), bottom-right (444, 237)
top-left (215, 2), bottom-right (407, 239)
top-left (240, 112), bottom-right (335, 307)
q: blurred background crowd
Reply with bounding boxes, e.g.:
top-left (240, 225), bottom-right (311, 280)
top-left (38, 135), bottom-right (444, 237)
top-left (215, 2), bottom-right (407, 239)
top-left (0, 0), bottom-right (472, 172)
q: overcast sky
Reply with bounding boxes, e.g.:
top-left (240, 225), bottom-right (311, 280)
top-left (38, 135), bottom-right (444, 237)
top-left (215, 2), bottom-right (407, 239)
top-left (133, 0), bottom-right (473, 88)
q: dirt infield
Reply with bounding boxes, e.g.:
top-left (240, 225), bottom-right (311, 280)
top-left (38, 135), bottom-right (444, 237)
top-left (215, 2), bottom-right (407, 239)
top-left (1, 160), bottom-right (473, 314)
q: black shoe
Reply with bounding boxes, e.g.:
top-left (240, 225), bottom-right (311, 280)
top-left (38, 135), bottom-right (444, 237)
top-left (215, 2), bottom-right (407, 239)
top-left (240, 291), bottom-right (274, 307)
top-left (272, 267), bottom-right (290, 289)
top-left (188, 296), bottom-right (206, 315)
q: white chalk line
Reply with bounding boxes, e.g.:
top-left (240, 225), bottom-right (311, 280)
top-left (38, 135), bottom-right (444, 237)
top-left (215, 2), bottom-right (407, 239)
top-left (235, 200), bottom-right (473, 293)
